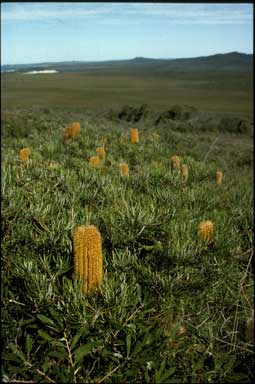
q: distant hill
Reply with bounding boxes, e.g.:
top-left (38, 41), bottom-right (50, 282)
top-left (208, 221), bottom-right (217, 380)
top-left (1, 52), bottom-right (253, 73)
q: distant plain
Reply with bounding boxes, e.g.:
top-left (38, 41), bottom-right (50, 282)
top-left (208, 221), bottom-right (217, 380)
top-left (1, 64), bottom-right (253, 118)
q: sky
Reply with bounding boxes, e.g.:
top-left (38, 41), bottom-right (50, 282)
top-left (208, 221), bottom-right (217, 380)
top-left (1, 2), bottom-right (253, 65)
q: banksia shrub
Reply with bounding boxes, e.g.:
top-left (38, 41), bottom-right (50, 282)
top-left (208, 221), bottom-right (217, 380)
top-left (20, 148), bottom-right (30, 162)
top-left (73, 225), bottom-right (103, 294)
top-left (199, 220), bottom-right (214, 243)
top-left (171, 155), bottom-right (181, 170)
top-left (96, 146), bottom-right (106, 160)
top-left (130, 128), bottom-right (139, 143)
top-left (119, 162), bottom-right (129, 176)
top-left (181, 164), bottom-right (189, 182)
top-left (89, 156), bottom-right (100, 168)
top-left (216, 171), bottom-right (223, 185)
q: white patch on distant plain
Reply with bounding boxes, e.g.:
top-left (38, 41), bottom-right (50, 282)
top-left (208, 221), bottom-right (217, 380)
top-left (24, 70), bottom-right (59, 74)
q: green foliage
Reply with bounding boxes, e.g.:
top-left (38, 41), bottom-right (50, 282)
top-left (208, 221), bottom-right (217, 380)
top-left (1, 109), bottom-right (253, 383)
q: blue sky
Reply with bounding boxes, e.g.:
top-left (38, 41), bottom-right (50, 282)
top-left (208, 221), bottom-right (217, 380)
top-left (1, 2), bottom-right (253, 65)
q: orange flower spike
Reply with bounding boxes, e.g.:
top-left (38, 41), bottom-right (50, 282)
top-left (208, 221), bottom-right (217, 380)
top-left (199, 220), bottom-right (214, 243)
top-left (130, 128), bottom-right (139, 143)
top-left (171, 155), bottom-right (181, 170)
top-left (89, 156), bottom-right (100, 167)
top-left (96, 146), bottom-right (106, 160)
top-left (216, 171), bottom-right (223, 185)
top-left (20, 148), bottom-right (30, 162)
top-left (73, 225), bottom-right (103, 294)
top-left (71, 122), bottom-right (81, 138)
top-left (119, 163), bottom-right (129, 176)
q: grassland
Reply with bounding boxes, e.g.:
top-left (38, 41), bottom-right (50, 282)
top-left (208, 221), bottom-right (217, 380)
top-left (1, 68), bottom-right (253, 118)
top-left (1, 59), bottom-right (254, 383)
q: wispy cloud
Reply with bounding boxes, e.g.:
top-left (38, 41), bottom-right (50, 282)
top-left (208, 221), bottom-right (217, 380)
top-left (1, 3), bottom-right (253, 25)
top-left (1, 3), bottom-right (114, 21)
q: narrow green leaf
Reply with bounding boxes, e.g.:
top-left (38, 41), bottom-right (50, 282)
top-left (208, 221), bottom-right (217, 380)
top-left (48, 306), bottom-right (64, 329)
top-left (48, 350), bottom-right (67, 360)
top-left (8, 343), bottom-right (26, 362)
top-left (160, 366), bottom-right (176, 382)
top-left (126, 333), bottom-right (132, 357)
top-left (2, 352), bottom-right (23, 363)
top-left (158, 357), bottom-right (166, 378)
top-left (71, 327), bottom-right (88, 350)
top-left (50, 340), bottom-right (66, 348)
top-left (25, 335), bottom-right (32, 355)
top-left (37, 314), bottom-right (55, 327)
top-left (74, 342), bottom-right (100, 365)
top-left (38, 330), bottom-right (53, 341)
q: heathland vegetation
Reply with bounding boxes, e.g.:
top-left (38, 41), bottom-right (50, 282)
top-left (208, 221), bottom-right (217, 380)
top-left (1, 52), bottom-right (254, 383)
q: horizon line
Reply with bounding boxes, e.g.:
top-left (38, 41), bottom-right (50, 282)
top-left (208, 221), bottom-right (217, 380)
top-left (2, 50), bottom-right (253, 67)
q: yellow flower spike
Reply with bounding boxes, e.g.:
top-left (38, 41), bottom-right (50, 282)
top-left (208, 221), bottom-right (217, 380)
top-left (89, 156), bottom-right (100, 168)
top-left (70, 122), bottom-right (81, 138)
top-left (199, 220), bottom-right (214, 243)
top-left (96, 146), bottom-right (106, 160)
top-left (64, 122), bottom-right (80, 140)
top-left (73, 225), bottom-right (103, 294)
top-left (130, 128), bottom-right (139, 143)
top-left (20, 148), bottom-right (30, 162)
top-left (119, 163), bottom-right (129, 176)
top-left (171, 155), bottom-right (181, 170)
top-left (216, 171), bottom-right (223, 185)
top-left (181, 164), bottom-right (189, 182)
